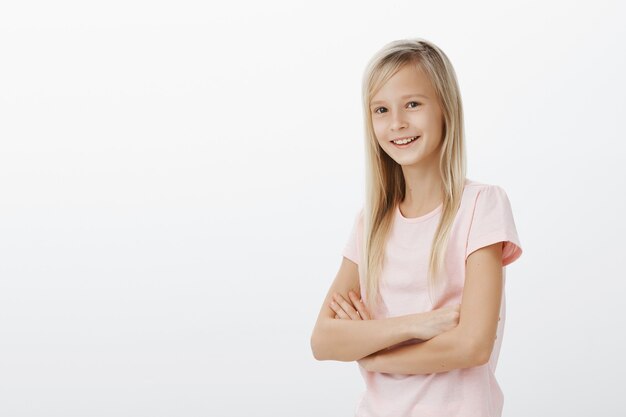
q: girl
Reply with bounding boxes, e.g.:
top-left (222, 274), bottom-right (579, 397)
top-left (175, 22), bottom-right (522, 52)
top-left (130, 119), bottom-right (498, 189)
top-left (310, 38), bottom-right (523, 417)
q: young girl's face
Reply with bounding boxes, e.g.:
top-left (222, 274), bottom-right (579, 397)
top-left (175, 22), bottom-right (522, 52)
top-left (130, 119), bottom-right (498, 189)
top-left (370, 64), bottom-right (444, 168)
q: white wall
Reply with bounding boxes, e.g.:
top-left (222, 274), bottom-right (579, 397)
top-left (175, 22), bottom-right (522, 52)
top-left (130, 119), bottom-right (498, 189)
top-left (1, 0), bottom-right (624, 416)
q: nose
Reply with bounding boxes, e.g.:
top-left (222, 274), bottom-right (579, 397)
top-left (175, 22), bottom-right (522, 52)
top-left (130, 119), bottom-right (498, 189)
top-left (389, 111), bottom-right (408, 131)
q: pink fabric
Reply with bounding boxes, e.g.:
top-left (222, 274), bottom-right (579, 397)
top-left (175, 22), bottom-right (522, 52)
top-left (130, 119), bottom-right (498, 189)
top-left (342, 179), bottom-right (522, 417)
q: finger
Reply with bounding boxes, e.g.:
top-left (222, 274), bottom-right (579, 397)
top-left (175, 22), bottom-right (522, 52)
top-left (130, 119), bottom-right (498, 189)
top-left (349, 291), bottom-right (371, 320)
top-left (347, 291), bottom-right (366, 318)
top-left (351, 291), bottom-right (371, 318)
top-left (333, 293), bottom-right (360, 320)
top-left (329, 299), bottom-right (350, 319)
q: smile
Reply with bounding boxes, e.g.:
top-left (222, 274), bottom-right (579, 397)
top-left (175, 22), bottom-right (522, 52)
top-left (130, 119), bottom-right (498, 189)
top-left (391, 136), bottom-right (420, 147)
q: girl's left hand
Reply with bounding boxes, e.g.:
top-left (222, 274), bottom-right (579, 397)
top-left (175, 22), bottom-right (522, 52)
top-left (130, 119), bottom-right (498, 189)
top-left (329, 291), bottom-right (372, 320)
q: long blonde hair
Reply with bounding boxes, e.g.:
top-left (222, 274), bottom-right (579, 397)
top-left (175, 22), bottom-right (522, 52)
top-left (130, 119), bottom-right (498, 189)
top-left (358, 38), bottom-right (467, 312)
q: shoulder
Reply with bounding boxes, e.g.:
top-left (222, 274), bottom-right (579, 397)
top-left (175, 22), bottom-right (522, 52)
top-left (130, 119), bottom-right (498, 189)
top-left (464, 178), bottom-right (505, 191)
top-left (354, 206), bottom-right (365, 226)
top-left (464, 179), bottom-right (509, 201)
top-left (460, 179), bottom-right (516, 220)
top-left (348, 206), bottom-right (365, 236)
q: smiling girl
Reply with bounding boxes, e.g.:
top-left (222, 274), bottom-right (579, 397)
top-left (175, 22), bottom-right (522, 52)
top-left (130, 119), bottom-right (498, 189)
top-left (310, 38), bottom-right (523, 417)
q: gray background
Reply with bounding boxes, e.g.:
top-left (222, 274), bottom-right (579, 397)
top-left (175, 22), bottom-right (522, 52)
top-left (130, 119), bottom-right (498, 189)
top-left (1, 0), bottom-right (624, 416)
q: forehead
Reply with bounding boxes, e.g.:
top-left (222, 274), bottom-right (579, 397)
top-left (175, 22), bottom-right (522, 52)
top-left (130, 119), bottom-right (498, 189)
top-left (370, 65), bottom-right (434, 104)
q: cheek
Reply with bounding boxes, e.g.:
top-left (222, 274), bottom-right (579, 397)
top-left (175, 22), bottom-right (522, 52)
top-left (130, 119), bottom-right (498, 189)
top-left (429, 108), bottom-right (445, 132)
top-left (421, 115), bottom-right (442, 136)
top-left (372, 123), bottom-right (385, 143)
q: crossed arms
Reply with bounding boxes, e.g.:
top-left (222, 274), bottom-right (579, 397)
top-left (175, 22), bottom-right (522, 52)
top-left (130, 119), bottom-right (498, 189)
top-left (310, 242), bottom-right (504, 375)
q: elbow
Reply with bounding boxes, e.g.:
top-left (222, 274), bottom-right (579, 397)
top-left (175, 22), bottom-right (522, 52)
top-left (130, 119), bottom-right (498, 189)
top-left (310, 325), bottom-right (331, 361)
top-left (311, 319), bottom-right (355, 362)
top-left (473, 347), bottom-right (491, 367)
top-left (311, 337), bottom-right (335, 361)
top-left (310, 335), bottom-right (324, 361)
top-left (467, 339), bottom-right (494, 367)
top-left (452, 326), bottom-right (494, 368)
top-left (311, 337), bottom-right (342, 361)
top-left (311, 322), bottom-right (348, 362)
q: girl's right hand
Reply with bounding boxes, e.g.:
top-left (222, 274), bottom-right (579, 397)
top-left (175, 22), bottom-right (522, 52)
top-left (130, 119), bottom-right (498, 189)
top-left (330, 291), bottom-right (371, 320)
top-left (411, 304), bottom-right (461, 340)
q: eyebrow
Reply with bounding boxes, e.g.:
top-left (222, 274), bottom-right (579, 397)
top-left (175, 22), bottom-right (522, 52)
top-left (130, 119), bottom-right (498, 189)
top-left (370, 93), bottom-right (428, 105)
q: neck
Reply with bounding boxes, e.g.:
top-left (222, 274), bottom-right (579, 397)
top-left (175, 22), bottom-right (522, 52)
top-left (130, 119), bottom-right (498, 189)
top-left (399, 162), bottom-right (444, 212)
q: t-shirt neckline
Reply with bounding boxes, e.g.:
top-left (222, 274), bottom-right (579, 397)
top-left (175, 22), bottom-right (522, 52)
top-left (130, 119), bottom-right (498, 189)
top-left (396, 201), bottom-right (443, 223)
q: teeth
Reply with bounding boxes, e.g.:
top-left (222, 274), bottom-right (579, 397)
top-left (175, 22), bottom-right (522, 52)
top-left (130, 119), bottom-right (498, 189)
top-left (392, 136), bottom-right (418, 145)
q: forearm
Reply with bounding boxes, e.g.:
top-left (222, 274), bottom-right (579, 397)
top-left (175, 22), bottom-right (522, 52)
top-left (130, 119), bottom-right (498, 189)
top-left (312, 315), bottom-right (416, 362)
top-left (365, 326), bottom-right (481, 375)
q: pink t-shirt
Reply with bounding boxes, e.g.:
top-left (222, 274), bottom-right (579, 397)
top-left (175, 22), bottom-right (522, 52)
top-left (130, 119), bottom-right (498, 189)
top-left (342, 178), bottom-right (523, 417)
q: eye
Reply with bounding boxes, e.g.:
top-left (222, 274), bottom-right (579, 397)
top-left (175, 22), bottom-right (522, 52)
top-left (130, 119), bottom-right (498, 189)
top-left (372, 101), bottom-right (421, 114)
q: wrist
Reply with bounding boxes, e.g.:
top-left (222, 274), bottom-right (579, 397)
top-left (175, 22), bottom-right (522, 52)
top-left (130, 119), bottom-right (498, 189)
top-left (398, 313), bottom-right (422, 340)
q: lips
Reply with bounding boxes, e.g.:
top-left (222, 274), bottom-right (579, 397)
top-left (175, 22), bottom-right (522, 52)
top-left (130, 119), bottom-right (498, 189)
top-left (390, 135), bottom-right (419, 142)
top-left (389, 135), bottom-right (420, 148)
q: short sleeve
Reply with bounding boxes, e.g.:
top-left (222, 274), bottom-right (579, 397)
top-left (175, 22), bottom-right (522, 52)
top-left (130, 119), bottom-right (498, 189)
top-left (342, 208), bottom-right (362, 265)
top-left (465, 185), bottom-right (523, 266)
